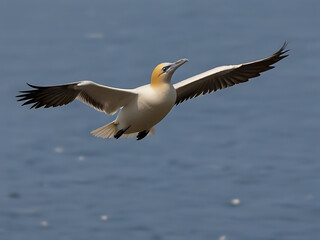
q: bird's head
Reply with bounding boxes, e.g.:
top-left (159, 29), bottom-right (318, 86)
top-left (151, 58), bottom-right (188, 87)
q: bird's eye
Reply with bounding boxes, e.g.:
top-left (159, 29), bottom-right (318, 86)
top-left (162, 66), bottom-right (170, 72)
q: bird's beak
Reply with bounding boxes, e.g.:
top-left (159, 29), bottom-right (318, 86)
top-left (168, 58), bottom-right (189, 73)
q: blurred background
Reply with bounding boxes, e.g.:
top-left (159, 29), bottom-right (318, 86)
top-left (1, 0), bottom-right (319, 239)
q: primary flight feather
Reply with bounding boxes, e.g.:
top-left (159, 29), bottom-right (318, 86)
top-left (17, 43), bottom-right (288, 140)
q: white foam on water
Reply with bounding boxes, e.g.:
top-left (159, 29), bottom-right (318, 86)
top-left (231, 198), bottom-right (240, 205)
top-left (40, 221), bottom-right (48, 227)
top-left (54, 147), bottom-right (63, 153)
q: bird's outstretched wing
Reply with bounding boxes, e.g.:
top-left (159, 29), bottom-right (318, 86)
top-left (174, 43), bottom-right (289, 105)
top-left (17, 81), bottom-right (137, 115)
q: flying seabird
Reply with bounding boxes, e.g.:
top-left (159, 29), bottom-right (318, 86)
top-left (17, 43), bottom-right (288, 140)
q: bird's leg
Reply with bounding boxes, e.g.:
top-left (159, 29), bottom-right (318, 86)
top-left (136, 130), bottom-right (149, 140)
top-left (114, 126), bottom-right (130, 139)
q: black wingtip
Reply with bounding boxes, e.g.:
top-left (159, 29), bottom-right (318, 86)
top-left (282, 41), bottom-right (288, 49)
top-left (26, 82), bottom-right (34, 88)
top-left (280, 42), bottom-right (290, 55)
top-left (272, 42), bottom-right (289, 62)
top-left (26, 83), bottom-right (41, 89)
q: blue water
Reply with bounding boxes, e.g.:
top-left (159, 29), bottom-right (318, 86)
top-left (1, 1), bottom-right (319, 239)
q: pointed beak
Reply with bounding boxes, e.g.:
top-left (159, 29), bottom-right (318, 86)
top-left (168, 58), bottom-right (189, 73)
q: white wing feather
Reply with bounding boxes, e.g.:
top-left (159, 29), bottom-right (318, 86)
top-left (17, 80), bottom-right (137, 115)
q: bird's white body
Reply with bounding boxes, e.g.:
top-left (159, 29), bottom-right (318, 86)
top-left (115, 83), bottom-right (176, 133)
top-left (17, 44), bottom-right (288, 140)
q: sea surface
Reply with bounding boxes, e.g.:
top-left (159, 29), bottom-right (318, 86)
top-left (0, 1), bottom-right (319, 240)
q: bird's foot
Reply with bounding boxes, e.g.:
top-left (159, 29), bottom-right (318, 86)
top-left (114, 126), bottom-right (130, 139)
top-left (136, 130), bottom-right (149, 140)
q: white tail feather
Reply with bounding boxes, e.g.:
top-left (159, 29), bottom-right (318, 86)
top-left (90, 122), bottom-right (119, 139)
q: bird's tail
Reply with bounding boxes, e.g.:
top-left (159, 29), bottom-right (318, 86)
top-left (91, 122), bottom-right (156, 139)
top-left (90, 121), bottom-right (119, 139)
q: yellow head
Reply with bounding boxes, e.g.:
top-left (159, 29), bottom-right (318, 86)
top-left (151, 59), bottom-right (188, 87)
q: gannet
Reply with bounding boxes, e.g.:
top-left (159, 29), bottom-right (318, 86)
top-left (17, 43), bottom-right (288, 140)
